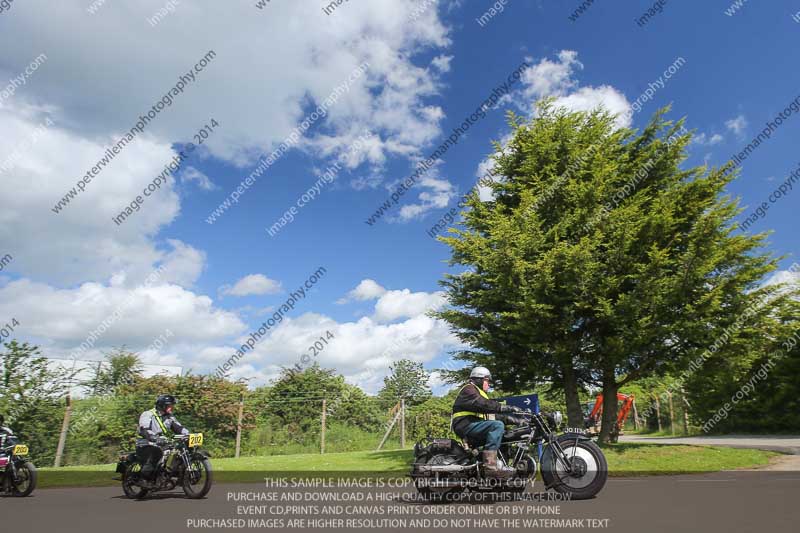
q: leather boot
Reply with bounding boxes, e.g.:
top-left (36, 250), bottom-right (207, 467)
top-left (481, 450), bottom-right (515, 479)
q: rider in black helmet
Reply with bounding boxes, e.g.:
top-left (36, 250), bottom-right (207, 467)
top-left (136, 394), bottom-right (189, 487)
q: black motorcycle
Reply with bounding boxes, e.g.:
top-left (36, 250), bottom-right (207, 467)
top-left (411, 411), bottom-right (607, 500)
top-left (0, 435), bottom-right (37, 497)
top-left (116, 433), bottom-right (212, 499)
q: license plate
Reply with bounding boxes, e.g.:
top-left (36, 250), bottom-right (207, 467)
top-left (12, 444), bottom-right (29, 456)
top-left (188, 433), bottom-right (203, 447)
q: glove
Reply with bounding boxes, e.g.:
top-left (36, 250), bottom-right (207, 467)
top-left (500, 404), bottom-right (517, 414)
top-left (155, 436), bottom-right (169, 446)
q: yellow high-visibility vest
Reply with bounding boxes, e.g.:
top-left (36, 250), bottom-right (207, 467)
top-left (452, 383), bottom-right (490, 419)
top-left (150, 408), bottom-right (169, 434)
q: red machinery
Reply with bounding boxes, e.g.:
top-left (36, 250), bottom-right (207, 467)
top-left (584, 393), bottom-right (635, 441)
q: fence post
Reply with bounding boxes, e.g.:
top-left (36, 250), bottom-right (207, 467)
top-left (653, 394), bottom-right (662, 432)
top-left (321, 398), bottom-right (326, 455)
top-left (400, 398), bottom-right (406, 449)
top-left (666, 391), bottom-right (675, 435)
top-left (681, 393), bottom-right (690, 434)
top-left (54, 392), bottom-right (72, 468)
top-left (235, 392), bottom-right (244, 459)
top-left (376, 403), bottom-right (401, 451)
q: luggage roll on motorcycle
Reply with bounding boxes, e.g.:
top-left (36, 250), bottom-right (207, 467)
top-left (410, 411), bottom-right (607, 501)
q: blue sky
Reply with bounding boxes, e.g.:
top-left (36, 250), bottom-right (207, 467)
top-left (0, 1), bottom-right (797, 393)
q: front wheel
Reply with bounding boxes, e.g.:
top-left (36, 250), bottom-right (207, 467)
top-left (10, 461), bottom-right (37, 497)
top-left (541, 438), bottom-right (607, 500)
top-left (182, 457), bottom-right (212, 499)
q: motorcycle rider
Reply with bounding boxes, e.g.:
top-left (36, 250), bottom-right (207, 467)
top-left (136, 394), bottom-right (189, 487)
top-left (451, 367), bottom-right (524, 479)
top-left (0, 414), bottom-right (13, 448)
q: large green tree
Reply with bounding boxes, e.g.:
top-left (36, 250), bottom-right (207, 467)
top-left (83, 347), bottom-right (143, 395)
top-left (377, 359), bottom-right (432, 408)
top-left (437, 102), bottom-right (785, 442)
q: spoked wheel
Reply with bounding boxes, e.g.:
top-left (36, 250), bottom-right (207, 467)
top-left (413, 454), bottom-right (466, 502)
top-left (182, 458), bottom-right (212, 499)
top-left (541, 439), bottom-right (607, 500)
top-left (10, 462), bottom-right (37, 497)
top-left (122, 463), bottom-right (149, 500)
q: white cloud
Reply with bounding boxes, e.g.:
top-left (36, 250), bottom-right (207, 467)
top-left (0, 278), bottom-right (246, 350)
top-left (431, 55), bottom-right (453, 73)
top-left (181, 166), bottom-right (217, 190)
top-left (725, 114), bottom-right (748, 137)
top-left (396, 163), bottom-right (458, 220)
top-left (694, 132), bottom-right (724, 146)
top-left (218, 311), bottom-right (458, 393)
top-left (338, 279), bottom-right (387, 303)
top-left (765, 266), bottom-right (800, 289)
top-left (513, 50), bottom-right (632, 128)
top-left (373, 288), bottom-right (447, 322)
top-left (221, 274), bottom-right (283, 297)
top-left (1, 1), bottom-right (452, 167)
top-left (0, 103), bottom-right (186, 287)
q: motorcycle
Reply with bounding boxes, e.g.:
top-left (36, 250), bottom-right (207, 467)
top-left (0, 434), bottom-right (37, 497)
top-left (116, 433), bottom-right (212, 499)
top-left (410, 411), bottom-right (607, 501)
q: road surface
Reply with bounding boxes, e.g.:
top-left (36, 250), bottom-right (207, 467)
top-left (620, 435), bottom-right (800, 455)
top-left (2, 469), bottom-right (798, 533)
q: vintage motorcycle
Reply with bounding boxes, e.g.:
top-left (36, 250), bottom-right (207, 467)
top-left (0, 434), bottom-right (37, 497)
top-left (410, 411), bottom-right (607, 500)
top-left (116, 433), bottom-right (212, 499)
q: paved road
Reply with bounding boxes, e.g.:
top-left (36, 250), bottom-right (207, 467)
top-left (3, 469), bottom-right (799, 533)
top-left (619, 435), bottom-right (800, 455)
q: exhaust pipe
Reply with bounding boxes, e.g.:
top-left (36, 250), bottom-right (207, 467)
top-left (416, 463), bottom-right (476, 473)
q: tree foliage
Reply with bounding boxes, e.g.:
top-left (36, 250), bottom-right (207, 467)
top-left (378, 359), bottom-right (432, 408)
top-left (436, 102), bottom-right (789, 441)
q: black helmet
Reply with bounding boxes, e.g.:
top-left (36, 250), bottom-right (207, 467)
top-left (155, 394), bottom-right (177, 412)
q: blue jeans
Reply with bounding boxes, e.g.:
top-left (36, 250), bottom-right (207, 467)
top-left (462, 420), bottom-right (505, 450)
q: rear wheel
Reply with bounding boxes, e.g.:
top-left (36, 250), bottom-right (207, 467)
top-left (10, 461), bottom-right (37, 497)
top-left (182, 457), bottom-right (212, 499)
top-left (122, 463), bottom-right (149, 500)
top-left (541, 438), bottom-right (607, 500)
top-left (413, 453), bottom-right (467, 502)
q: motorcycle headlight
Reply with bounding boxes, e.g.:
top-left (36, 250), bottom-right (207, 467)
top-left (552, 411), bottom-right (563, 427)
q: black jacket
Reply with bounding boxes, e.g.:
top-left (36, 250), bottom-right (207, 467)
top-left (451, 382), bottom-right (505, 436)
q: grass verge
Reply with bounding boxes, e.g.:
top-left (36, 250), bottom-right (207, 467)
top-left (35, 443), bottom-right (777, 489)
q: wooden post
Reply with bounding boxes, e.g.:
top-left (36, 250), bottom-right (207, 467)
top-left (377, 409), bottom-right (401, 451)
top-left (631, 399), bottom-right (640, 430)
top-left (320, 399), bottom-right (326, 454)
top-left (681, 393), bottom-right (690, 435)
top-left (400, 399), bottom-right (406, 449)
top-left (235, 392), bottom-right (245, 459)
top-left (653, 394), bottom-right (662, 432)
top-left (666, 391), bottom-right (675, 435)
top-left (54, 392), bottom-right (72, 467)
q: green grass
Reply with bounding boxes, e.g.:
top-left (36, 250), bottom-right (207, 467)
top-left (35, 443), bottom-right (778, 489)
top-left (602, 443), bottom-right (777, 475)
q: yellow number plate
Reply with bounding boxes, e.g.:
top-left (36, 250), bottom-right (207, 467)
top-left (12, 444), bottom-right (29, 456)
top-left (188, 433), bottom-right (203, 447)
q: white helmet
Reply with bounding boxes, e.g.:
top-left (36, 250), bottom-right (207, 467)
top-left (469, 366), bottom-right (492, 381)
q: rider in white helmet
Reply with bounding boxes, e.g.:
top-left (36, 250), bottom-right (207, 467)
top-left (451, 366), bottom-right (523, 479)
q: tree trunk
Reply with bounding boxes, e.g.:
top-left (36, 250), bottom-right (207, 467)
top-left (598, 372), bottom-right (618, 444)
top-left (562, 363), bottom-right (584, 429)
